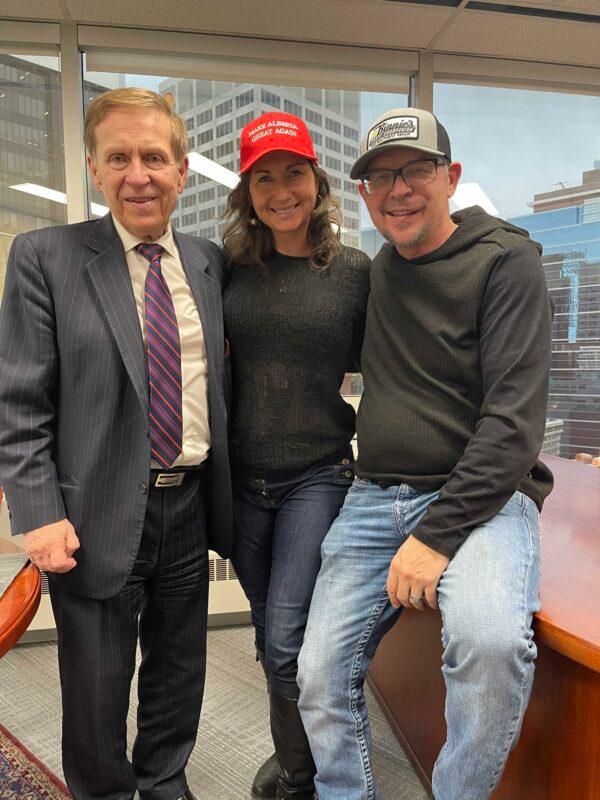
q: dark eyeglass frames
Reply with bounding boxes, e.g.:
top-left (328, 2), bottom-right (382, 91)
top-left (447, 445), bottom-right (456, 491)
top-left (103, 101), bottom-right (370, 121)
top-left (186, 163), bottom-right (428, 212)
top-left (360, 158), bottom-right (449, 196)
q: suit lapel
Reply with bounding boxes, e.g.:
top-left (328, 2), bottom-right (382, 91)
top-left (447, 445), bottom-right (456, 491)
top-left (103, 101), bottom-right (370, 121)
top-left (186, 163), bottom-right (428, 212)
top-left (85, 214), bottom-right (149, 414)
top-left (175, 232), bottom-right (225, 398)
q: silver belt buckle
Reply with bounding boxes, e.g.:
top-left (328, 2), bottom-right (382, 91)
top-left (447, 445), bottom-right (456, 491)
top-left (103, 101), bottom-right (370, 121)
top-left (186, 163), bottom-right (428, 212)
top-left (155, 472), bottom-right (184, 488)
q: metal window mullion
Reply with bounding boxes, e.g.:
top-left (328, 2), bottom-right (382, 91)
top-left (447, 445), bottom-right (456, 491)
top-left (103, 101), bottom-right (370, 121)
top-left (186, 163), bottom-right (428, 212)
top-left (412, 51), bottom-right (434, 110)
top-left (60, 23), bottom-right (88, 224)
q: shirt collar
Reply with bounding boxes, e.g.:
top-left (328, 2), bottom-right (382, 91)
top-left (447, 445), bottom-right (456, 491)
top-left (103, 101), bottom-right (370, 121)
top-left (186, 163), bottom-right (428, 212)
top-left (113, 216), bottom-right (176, 258)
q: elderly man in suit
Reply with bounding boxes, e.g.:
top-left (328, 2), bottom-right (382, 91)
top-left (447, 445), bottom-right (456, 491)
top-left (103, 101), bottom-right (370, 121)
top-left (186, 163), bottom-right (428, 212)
top-left (0, 88), bottom-right (231, 800)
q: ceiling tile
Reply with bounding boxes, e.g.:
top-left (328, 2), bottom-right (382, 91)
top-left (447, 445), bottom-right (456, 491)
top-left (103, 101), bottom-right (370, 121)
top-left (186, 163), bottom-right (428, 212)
top-left (0, 0), bottom-right (66, 19)
top-left (436, 9), bottom-right (600, 67)
top-left (63, 0), bottom-right (454, 49)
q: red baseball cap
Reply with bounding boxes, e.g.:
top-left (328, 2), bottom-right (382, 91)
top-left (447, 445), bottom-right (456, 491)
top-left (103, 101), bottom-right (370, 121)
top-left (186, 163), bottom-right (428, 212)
top-left (239, 112), bottom-right (317, 174)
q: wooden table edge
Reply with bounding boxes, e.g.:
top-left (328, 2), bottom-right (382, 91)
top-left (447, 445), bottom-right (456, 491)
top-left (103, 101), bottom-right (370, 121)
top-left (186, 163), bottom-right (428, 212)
top-left (534, 615), bottom-right (600, 673)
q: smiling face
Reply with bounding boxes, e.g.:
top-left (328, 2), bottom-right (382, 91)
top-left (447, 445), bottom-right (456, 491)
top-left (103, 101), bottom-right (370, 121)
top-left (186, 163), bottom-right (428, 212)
top-left (248, 151), bottom-right (318, 254)
top-left (87, 107), bottom-right (188, 241)
top-left (358, 147), bottom-right (461, 260)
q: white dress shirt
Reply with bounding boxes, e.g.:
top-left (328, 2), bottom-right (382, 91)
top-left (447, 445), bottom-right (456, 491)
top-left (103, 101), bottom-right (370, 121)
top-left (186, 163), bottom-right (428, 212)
top-left (113, 217), bottom-right (210, 467)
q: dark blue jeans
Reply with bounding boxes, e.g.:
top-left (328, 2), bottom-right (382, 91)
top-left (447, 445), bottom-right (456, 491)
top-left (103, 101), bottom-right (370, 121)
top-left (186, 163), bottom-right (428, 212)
top-left (231, 448), bottom-right (354, 699)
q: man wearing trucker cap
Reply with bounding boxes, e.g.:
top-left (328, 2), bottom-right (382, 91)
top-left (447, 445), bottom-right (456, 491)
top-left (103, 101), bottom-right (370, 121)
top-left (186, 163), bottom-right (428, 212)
top-left (297, 108), bottom-right (554, 799)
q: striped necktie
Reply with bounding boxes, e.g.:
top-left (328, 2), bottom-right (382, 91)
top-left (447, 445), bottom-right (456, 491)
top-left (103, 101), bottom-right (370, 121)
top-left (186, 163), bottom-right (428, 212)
top-left (137, 243), bottom-right (183, 468)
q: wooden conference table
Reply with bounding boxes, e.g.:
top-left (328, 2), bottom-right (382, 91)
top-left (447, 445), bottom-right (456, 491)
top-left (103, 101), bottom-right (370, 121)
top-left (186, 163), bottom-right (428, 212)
top-left (368, 455), bottom-right (600, 799)
top-left (0, 536), bottom-right (41, 659)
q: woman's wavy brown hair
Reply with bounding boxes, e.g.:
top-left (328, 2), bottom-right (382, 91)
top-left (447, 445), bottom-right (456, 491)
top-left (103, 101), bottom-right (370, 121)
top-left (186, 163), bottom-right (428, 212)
top-left (221, 162), bottom-right (342, 271)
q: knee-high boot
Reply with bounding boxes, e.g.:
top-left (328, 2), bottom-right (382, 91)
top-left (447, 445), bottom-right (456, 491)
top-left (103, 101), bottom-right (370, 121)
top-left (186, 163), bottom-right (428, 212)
top-left (269, 685), bottom-right (315, 800)
top-left (251, 650), bottom-right (278, 800)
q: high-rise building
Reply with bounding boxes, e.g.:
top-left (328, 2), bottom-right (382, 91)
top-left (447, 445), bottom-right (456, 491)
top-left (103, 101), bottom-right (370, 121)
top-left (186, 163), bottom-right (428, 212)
top-left (0, 54), bottom-right (106, 294)
top-left (158, 78), bottom-right (362, 247)
top-left (510, 162), bottom-right (600, 459)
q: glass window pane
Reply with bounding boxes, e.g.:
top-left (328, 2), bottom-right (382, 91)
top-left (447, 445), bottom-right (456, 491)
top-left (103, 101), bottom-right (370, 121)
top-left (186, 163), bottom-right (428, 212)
top-left (434, 83), bottom-right (600, 459)
top-left (83, 66), bottom-right (406, 256)
top-left (0, 53), bottom-right (66, 298)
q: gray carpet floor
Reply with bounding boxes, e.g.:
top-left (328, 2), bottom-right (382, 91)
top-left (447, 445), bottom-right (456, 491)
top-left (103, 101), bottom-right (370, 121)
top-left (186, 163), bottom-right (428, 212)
top-left (0, 625), bottom-right (429, 799)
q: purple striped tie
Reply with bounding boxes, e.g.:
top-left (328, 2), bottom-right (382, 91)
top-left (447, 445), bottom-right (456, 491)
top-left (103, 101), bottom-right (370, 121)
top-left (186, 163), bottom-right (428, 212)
top-left (137, 243), bottom-right (183, 468)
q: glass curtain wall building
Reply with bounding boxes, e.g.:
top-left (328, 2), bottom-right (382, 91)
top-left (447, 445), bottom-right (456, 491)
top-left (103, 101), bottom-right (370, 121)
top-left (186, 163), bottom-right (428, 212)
top-left (509, 163), bottom-right (600, 459)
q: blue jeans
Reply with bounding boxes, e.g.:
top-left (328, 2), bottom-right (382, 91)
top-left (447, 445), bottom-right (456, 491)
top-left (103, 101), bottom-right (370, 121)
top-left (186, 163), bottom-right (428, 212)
top-left (297, 479), bottom-right (541, 800)
top-left (230, 449), bottom-right (354, 699)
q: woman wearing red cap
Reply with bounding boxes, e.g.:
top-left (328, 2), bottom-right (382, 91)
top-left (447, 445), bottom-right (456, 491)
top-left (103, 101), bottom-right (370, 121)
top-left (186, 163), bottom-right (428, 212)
top-left (222, 112), bottom-right (370, 800)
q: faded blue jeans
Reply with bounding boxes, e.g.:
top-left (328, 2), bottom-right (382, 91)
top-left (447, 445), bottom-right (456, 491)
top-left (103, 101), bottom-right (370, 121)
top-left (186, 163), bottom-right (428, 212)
top-left (297, 479), bottom-right (541, 800)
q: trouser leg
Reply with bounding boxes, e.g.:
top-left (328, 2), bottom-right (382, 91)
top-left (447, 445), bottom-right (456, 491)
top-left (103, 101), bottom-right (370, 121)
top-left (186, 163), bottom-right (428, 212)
top-left (133, 475), bottom-right (209, 800)
top-left (49, 579), bottom-right (142, 800)
top-left (432, 491), bottom-right (541, 800)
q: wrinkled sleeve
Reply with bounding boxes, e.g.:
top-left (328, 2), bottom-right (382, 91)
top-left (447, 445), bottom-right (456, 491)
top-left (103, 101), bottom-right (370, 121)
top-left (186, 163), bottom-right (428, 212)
top-left (0, 233), bottom-right (64, 535)
top-left (411, 242), bottom-right (553, 558)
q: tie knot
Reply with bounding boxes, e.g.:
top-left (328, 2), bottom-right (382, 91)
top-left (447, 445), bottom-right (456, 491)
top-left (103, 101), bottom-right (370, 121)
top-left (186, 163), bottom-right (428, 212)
top-left (136, 243), bottom-right (165, 264)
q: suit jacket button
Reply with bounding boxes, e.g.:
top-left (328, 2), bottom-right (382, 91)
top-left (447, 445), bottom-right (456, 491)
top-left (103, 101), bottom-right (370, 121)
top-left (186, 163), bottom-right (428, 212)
top-left (139, 483), bottom-right (147, 495)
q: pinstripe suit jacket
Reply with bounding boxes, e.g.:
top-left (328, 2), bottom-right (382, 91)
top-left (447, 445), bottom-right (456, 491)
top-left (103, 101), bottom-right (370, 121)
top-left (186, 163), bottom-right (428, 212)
top-left (0, 213), bottom-right (232, 599)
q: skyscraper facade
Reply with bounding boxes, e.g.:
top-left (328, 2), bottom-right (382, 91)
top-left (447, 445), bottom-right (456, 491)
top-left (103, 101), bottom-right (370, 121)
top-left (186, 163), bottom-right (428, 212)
top-left (509, 162), bottom-right (600, 458)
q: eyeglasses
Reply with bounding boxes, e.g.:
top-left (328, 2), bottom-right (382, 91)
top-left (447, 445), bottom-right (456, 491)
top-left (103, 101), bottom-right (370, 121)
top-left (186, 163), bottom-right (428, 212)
top-left (360, 158), bottom-right (448, 196)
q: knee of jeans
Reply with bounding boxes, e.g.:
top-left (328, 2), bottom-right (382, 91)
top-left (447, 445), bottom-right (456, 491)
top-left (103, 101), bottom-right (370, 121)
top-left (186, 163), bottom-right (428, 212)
top-left (297, 640), bottom-right (341, 708)
top-left (442, 619), bottom-right (535, 671)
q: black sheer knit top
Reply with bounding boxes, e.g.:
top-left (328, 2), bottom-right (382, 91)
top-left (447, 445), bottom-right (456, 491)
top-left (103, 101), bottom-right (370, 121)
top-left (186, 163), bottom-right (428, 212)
top-left (223, 246), bottom-right (370, 472)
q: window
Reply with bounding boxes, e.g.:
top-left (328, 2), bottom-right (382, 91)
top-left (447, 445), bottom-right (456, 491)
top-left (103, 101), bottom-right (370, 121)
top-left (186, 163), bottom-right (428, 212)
top-left (217, 141), bottom-right (234, 158)
top-left (236, 111), bottom-right (254, 130)
top-left (305, 88), bottom-right (322, 106)
top-left (185, 117), bottom-right (194, 130)
top-left (284, 99), bottom-right (302, 116)
top-left (344, 143), bottom-right (358, 158)
top-left (236, 89), bottom-right (254, 109)
top-left (83, 65), bottom-right (406, 254)
top-left (324, 89), bottom-right (342, 115)
top-left (215, 99), bottom-right (233, 117)
top-left (216, 120), bottom-right (233, 138)
top-left (261, 89), bottom-right (281, 108)
top-left (198, 187), bottom-right (216, 203)
top-left (181, 211), bottom-right (197, 226)
top-left (344, 124), bottom-right (359, 142)
top-left (0, 53), bottom-right (67, 298)
top-left (197, 109), bottom-right (212, 126)
top-left (344, 198), bottom-right (359, 213)
top-left (325, 118), bottom-right (341, 134)
top-left (305, 109), bottom-right (322, 126)
top-left (434, 81), bottom-right (600, 459)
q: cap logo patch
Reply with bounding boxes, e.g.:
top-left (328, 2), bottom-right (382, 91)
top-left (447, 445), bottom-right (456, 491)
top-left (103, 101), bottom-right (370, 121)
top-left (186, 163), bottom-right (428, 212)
top-left (367, 116), bottom-right (418, 150)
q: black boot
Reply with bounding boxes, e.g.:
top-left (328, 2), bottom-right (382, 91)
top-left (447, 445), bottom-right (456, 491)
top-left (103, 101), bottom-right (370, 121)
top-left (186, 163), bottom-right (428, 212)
top-left (251, 651), bottom-right (279, 800)
top-left (269, 686), bottom-right (315, 800)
